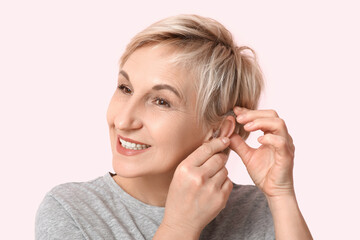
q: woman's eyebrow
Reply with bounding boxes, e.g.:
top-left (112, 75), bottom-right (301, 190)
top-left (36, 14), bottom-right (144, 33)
top-left (119, 70), bottom-right (130, 81)
top-left (152, 84), bottom-right (182, 99)
top-left (119, 70), bottom-right (183, 101)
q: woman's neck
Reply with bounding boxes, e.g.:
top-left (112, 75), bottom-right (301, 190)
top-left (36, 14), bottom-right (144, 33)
top-left (112, 171), bottom-right (174, 207)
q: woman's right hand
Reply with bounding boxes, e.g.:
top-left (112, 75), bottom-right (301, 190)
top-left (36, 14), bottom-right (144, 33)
top-left (159, 137), bottom-right (233, 239)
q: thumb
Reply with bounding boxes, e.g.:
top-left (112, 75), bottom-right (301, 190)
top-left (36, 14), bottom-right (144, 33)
top-left (229, 134), bottom-right (254, 166)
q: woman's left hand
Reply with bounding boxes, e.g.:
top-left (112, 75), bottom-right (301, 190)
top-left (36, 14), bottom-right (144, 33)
top-left (229, 107), bottom-right (296, 199)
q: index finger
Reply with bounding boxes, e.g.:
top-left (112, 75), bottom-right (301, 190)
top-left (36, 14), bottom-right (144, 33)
top-left (188, 137), bottom-right (230, 166)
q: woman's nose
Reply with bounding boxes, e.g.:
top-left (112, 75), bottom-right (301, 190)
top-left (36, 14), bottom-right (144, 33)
top-left (115, 102), bottom-right (143, 131)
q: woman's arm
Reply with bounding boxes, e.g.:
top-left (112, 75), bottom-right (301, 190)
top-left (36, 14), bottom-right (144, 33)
top-left (230, 106), bottom-right (313, 240)
top-left (267, 194), bottom-right (312, 239)
top-left (153, 222), bottom-right (200, 240)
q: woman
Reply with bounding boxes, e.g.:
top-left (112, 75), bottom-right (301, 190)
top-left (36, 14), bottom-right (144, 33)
top-left (36, 14), bottom-right (312, 239)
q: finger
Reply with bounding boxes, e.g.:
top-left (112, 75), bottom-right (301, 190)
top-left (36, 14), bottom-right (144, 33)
top-left (209, 167), bottom-right (228, 188)
top-left (288, 134), bottom-right (295, 152)
top-left (258, 134), bottom-right (292, 157)
top-left (229, 134), bottom-right (254, 166)
top-left (234, 107), bottom-right (279, 125)
top-left (189, 137), bottom-right (230, 166)
top-left (243, 117), bottom-right (289, 138)
top-left (200, 153), bottom-right (228, 177)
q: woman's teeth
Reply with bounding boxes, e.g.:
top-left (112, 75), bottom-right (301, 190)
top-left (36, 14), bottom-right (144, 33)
top-left (119, 138), bottom-right (150, 150)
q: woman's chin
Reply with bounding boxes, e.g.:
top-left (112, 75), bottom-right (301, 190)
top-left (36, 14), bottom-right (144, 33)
top-left (112, 161), bottom-right (142, 178)
top-left (112, 157), bottom-right (157, 178)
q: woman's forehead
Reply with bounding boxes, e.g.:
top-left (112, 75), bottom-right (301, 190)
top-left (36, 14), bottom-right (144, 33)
top-left (121, 45), bottom-right (197, 100)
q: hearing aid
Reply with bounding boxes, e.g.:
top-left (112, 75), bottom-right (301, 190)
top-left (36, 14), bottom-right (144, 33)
top-left (212, 110), bottom-right (236, 138)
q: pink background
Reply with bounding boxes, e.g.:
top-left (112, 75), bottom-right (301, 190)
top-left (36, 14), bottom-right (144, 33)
top-left (1, 0), bottom-right (359, 239)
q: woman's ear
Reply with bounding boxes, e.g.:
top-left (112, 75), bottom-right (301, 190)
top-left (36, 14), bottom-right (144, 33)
top-left (205, 115), bottom-right (236, 141)
top-left (217, 115), bottom-right (236, 138)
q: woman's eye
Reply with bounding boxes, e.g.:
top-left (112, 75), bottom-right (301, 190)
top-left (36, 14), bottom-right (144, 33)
top-left (118, 84), bottom-right (132, 94)
top-left (155, 98), bottom-right (171, 108)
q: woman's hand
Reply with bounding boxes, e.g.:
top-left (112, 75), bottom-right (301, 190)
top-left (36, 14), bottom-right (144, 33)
top-left (157, 137), bottom-right (233, 239)
top-left (229, 107), bottom-right (295, 199)
top-left (229, 107), bottom-right (313, 240)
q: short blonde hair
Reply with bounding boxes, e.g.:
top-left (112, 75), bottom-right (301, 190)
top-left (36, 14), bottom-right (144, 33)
top-left (119, 14), bottom-right (263, 140)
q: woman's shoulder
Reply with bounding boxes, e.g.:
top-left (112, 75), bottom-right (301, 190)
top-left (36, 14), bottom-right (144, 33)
top-left (229, 183), bottom-right (268, 205)
top-left (46, 173), bottom-right (110, 200)
top-left (224, 183), bottom-right (271, 217)
top-left (35, 173), bottom-right (117, 239)
top-left (200, 183), bottom-right (275, 240)
top-left (36, 173), bottom-right (110, 211)
top-left (37, 172), bottom-right (118, 217)
top-left (35, 188), bottom-right (85, 239)
top-left (227, 183), bottom-right (273, 225)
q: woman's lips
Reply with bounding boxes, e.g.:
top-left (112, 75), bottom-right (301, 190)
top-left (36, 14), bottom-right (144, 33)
top-left (116, 135), bottom-right (151, 156)
top-left (118, 135), bottom-right (149, 145)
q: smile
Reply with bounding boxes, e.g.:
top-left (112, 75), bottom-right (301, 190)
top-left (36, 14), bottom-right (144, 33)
top-left (119, 138), bottom-right (151, 150)
top-left (116, 135), bottom-right (151, 156)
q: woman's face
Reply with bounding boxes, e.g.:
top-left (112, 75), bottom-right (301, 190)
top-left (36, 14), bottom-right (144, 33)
top-left (107, 45), bottom-right (211, 178)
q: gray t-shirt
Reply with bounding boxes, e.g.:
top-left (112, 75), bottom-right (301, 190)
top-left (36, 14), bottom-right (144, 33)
top-left (35, 172), bottom-right (274, 240)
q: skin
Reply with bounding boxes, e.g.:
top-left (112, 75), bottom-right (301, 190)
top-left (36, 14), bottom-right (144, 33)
top-left (106, 45), bottom-right (226, 207)
top-left (155, 107), bottom-right (313, 240)
top-left (229, 107), bottom-right (313, 240)
top-left (107, 44), bottom-right (312, 239)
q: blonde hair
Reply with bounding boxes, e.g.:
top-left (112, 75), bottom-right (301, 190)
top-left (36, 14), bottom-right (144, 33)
top-left (119, 14), bottom-right (263, 140)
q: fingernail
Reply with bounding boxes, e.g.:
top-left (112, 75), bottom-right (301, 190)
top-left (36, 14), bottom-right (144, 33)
top-left (245, 122), bottom-right (253, 128)
top-left (222, 137), bottom-right (230, 144)
top-left (236, 115), bottom-right (245, 121)
top-left (233, 107), bottom-right (242, 114)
